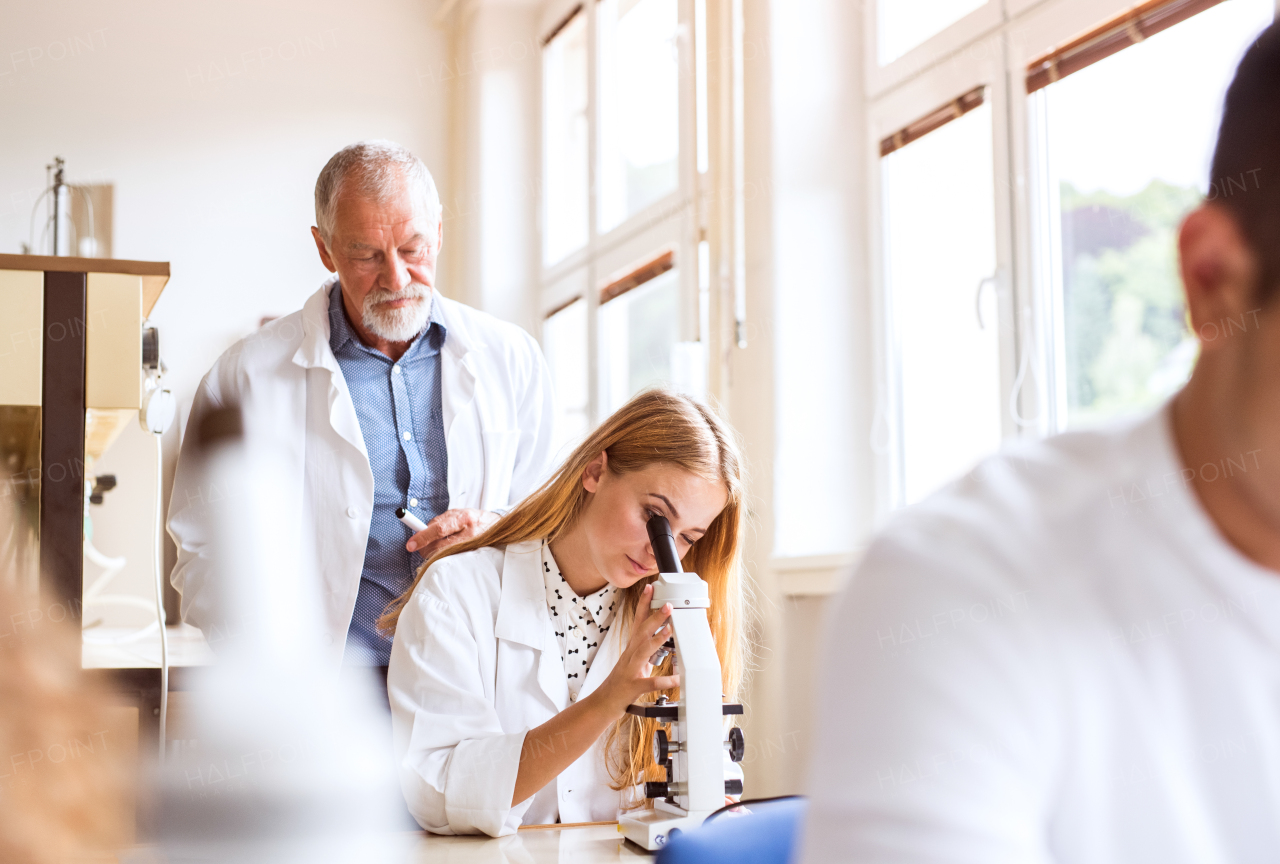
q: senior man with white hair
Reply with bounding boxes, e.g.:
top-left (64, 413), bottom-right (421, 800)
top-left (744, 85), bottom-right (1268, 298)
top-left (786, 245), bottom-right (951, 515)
top-left (168, 140), bottom-right (555, 672)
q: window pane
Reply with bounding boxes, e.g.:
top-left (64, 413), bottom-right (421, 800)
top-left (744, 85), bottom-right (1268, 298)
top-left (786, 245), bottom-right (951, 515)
top-left (598, 0), bottom-right (680, 232)
top-left (543, 12), bottom-right (590, 265)
top-left (600, 269), bottom-right (680, 413)
top-left (882, 102), bottom-right (1001, 506)
top-left (543, 298), bottom-right (590, 459)
top-left (877, 0), bottom-right (985, 65)
top-left (1042, 0), bottom-right (1273, 429)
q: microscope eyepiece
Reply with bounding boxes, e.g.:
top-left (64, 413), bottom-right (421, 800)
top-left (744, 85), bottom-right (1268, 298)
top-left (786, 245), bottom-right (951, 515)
top-left (646, 514), bottom-right (682, 574)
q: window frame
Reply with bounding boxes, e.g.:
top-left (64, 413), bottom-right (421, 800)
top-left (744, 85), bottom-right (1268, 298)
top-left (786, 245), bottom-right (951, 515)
top-left (868, 0), bottom-right (1276, 516)
top-left (536, 0), bottom-right (703, 431)
top-left (867, 32), bottom-right (1017, 515)
top-left (863, 0), bottom-right (1004, 97)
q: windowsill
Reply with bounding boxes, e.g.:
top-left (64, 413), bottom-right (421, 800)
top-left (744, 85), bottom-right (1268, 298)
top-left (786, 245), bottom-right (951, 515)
top-left (771, 551), bottom-right (863, 597)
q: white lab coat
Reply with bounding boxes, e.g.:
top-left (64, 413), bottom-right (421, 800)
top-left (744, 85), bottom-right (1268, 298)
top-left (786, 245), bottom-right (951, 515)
top-left (167, 280), bottom-right (556, 666)
top-left (387, 540), bottom-right (630, 835)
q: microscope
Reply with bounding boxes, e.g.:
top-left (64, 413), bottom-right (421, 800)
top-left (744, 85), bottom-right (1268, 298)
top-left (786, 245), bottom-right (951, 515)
top-left (617, 515), bottom-right (746, 851)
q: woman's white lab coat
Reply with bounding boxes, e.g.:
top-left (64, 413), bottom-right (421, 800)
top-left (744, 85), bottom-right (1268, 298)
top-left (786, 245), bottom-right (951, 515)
top-left (167, 280), bottom-right (555, 667)
top-left (387, 540), bottom-right (626, 835)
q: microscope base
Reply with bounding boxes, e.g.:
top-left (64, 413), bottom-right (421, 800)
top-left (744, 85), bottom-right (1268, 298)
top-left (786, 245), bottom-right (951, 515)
top-left (618, 805), bottom-right (715, 851)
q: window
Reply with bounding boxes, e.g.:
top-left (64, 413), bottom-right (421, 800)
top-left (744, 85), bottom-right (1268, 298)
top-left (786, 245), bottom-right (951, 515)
top-left (876, 0), bottom-right (986, 65)
top-left (881, 94), bottom-right (1002, 506)
top-left (866, 0), bottom-right (1275, 516)
top-left (597, 0), bottom-right (681, 231)
top-left (538, 0), bottom-right (698, 435)
top-left (1033, 0), bottom-right (1274, 429)
top-left (543, 297), bottom-right (590, 458)
top-left (542, 8), bottom-right (589, 265)
top-left (600, 266), bottom-right (681, 413)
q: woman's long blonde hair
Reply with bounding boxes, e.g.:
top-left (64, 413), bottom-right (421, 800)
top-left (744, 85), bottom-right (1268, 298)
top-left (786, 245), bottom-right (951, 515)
top-left (379, 388), bottom-right (748, 795)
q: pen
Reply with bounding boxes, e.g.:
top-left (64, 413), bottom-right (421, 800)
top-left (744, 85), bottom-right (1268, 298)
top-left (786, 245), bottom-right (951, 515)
top-left (395, 507), bottom-right (428, 533)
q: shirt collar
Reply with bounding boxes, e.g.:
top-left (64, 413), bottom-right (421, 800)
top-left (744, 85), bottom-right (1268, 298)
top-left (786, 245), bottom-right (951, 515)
top-left (541, 542), bottom-right (618, 629)
top-left (327, 281), bottom-right (446, 358)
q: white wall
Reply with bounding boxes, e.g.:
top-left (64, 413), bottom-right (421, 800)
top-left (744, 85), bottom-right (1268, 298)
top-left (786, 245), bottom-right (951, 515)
top-left (0, 0), bottom-right (451, 622)
top-left (446, 0), bottom-right (541, 332)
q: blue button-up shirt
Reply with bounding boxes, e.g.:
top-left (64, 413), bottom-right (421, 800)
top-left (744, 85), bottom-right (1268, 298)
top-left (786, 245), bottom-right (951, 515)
top-left (329, 286), bottom-right (449, 666)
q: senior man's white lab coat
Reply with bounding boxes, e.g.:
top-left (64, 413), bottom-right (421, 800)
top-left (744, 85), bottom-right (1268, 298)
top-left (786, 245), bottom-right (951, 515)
top-left (386, 540), bottom-right (625, 835)
top-left (167, 280), bottom-right (555, 666)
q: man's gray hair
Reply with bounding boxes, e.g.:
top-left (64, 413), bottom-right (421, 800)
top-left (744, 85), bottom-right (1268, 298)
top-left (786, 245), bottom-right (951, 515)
top-left (314, 140), bottom-right (442, 242)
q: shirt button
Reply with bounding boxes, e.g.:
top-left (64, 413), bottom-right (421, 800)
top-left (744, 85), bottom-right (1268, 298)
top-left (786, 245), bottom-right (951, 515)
top-left (346, 506), bottom-right (358, 519)
top-left (409, 498), bottom-right (419, 507)
top-left (569, 692), bottom-right (577, 702)
top-left (402, 431), bottom-right (412, 441)
top-left (392, 366), bottom-right (401, 375)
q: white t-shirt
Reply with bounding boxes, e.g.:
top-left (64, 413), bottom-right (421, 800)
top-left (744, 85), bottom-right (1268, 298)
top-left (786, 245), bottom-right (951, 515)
top-left (799, 406), bottom-right (1280, 864)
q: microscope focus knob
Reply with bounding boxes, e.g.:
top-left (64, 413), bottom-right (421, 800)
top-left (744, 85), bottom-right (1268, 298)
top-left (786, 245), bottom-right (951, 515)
top-left (653, 729), bottom-right (669, 764)
top-left (728, 727), bottom-right (745, 763)
top-left (644, 781), bottom-right (669, 800)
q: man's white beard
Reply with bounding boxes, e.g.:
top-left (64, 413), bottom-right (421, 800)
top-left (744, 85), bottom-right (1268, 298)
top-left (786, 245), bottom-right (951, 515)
top-left (362, 283), bottom-right (431, 343)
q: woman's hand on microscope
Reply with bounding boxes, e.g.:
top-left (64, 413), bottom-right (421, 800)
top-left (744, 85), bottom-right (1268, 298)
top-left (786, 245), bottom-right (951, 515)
top-left (596, 584), bottom-right (679, 715)
top-left (511, 586), bottom-right (677, 806)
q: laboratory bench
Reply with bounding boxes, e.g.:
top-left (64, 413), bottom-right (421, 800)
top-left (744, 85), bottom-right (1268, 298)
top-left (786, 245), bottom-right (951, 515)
top-left (407, 822), bottom-right (652, 862)
top-left (117, 823), bottom-right (654, 863)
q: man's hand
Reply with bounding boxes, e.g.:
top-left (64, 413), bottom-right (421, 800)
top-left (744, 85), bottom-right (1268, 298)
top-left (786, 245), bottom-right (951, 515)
top-left (406, 508), bottom-right (499, 558)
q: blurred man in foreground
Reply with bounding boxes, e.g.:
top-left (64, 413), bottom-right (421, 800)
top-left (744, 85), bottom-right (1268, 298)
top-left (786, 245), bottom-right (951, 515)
top-left (801, 23), bottom-right (1280, 863)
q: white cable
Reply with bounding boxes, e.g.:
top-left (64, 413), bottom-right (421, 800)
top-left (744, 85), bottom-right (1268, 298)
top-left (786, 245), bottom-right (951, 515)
top-left (154, 431), bottom-right (169, 766)
top-left (79, 436), bottom-right (170, 762)
top-left (84, 541), bottom-right (126, 596)
top-left (84, 532), bottom-right (161, 645)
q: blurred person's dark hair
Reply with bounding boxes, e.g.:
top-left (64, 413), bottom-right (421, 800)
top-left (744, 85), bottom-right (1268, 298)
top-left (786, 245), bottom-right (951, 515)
top-left (1210, 20), bottom-right (1280, 301)
top-left (0, 586), bottom-right (133, 863)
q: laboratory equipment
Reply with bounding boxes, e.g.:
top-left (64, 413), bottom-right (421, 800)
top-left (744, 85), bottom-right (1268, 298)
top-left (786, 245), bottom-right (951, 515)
top-left (0, 252), bottom-right (172, 766)
top-left (617, 515), bottom-right (746, 851)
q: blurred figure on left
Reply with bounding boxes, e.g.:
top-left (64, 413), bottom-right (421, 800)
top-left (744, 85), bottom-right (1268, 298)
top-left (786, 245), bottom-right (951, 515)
top-left (167, 140), bottom-right (556, 672)
top-left (0, 588), bottom-right (134, 864)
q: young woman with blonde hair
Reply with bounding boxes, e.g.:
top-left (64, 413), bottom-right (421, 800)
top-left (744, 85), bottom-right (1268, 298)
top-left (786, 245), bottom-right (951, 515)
top-left (381, 389), bottom-right (748, 836)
